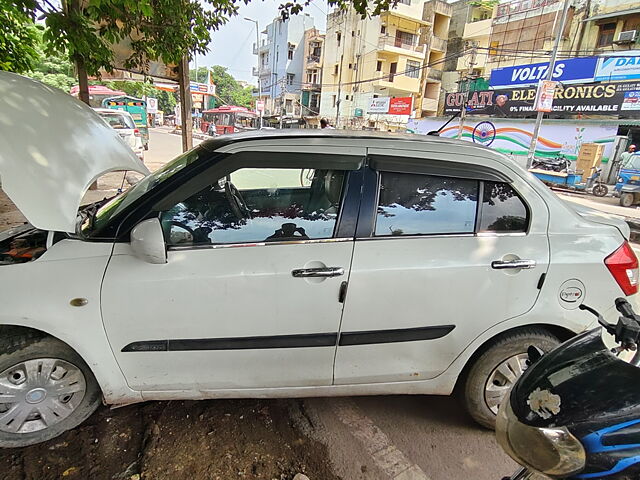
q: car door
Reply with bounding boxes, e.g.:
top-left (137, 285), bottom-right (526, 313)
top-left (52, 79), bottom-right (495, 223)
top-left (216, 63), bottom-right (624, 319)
top-left (101, 147), bottom-right (364, 391)
top-left (334, 147), bottom-right (550, 385)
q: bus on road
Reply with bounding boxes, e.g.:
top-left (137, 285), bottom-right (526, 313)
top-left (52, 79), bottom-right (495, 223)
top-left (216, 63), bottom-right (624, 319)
top-left (201, 105), bottom-right (258, 135)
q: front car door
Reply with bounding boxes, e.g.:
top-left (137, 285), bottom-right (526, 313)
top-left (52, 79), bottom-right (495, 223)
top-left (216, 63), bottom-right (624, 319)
top-left (334, 147), bottom-right (550, 385)
top-left (101, 145), bottom-right (364, 392)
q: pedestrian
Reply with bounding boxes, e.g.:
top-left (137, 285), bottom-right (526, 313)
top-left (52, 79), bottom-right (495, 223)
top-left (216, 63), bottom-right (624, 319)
top-left (621, 144), bottom-right (638, 169)
top-left (320, 118), bottom-right (334, 129)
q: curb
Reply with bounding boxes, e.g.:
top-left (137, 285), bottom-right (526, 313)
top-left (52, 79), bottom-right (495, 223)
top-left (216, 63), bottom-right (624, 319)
top-left (169, 129), bottom-right (210, 141)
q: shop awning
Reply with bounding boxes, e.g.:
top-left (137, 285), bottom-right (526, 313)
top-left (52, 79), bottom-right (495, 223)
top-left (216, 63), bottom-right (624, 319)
top-left (583, 7), bottom-right (640, 22)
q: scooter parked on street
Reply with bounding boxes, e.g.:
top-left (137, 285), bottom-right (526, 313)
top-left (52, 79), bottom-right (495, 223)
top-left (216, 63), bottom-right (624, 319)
top-left (497, 298), bottom-right (640, 480)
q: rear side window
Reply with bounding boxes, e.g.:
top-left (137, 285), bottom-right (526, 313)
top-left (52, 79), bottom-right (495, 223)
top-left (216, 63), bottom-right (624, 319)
top-left (374, 173), bottom-right (528, 236)
top-left (479, 182), bottom-right (528, 232)
top-left (375, 172), bottom-right (478, 236)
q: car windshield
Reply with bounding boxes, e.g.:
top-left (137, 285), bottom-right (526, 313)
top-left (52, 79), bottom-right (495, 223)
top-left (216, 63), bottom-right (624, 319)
top-left (80, 147), bottom-right (204, 236)
top-left (100, 113), bottom-right (135, 129)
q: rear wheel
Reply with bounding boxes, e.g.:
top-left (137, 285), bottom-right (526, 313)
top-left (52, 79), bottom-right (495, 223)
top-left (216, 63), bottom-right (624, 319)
top-left (592, 184), bottom-right (608, 197)
top-left (0, 334), bottom-right (101, 448)
top-left (620, 192), bottom-right (635, 207)
top-left (462, 328), bottom-right (560, 430)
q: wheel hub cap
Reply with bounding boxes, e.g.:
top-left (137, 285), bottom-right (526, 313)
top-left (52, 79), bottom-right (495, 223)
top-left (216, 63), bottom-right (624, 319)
top-left (25, 388), bottom-right (47, 404)
top-left (484, 353), bottom-right (529, 415)
top-left (0, 358), bottom-right (86, 434)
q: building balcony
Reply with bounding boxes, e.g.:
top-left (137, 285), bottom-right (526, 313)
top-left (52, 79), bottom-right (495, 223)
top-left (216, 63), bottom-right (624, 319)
top-left (426, 67), bottom-right (442, 81)
top-left (301, 82), bottom-right (321, 91)
top-left (307, 55), bottom-right (322, 68)
top-left (424, 0), bottom-right (453, 19)
top-left (430, 35), bottom-right (447, 52)
top-left (378, 36), bottom-right (427, 59)
top-left (258, 40), bottom-right (270, 53)
top-left (373, 74), bottom-right (420, 93)
top-left (463, 18), bottom-right (492, 40)
top-left (422, 97), bottom-right (438, 112)
top-left (252, 66), bottom-right (259, 77)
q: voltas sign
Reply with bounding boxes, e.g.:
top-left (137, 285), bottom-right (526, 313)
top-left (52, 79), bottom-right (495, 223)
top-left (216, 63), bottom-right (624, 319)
top-left (595, 54), bottom-right (640, 82)
top-left (444, 81), bottom-right (640, 117)
top-left (489, 57), bottom-right (598, 88)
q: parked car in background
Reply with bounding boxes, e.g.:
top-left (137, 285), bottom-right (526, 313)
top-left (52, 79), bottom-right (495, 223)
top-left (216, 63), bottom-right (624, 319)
top-left (94, 108), bottom-right (145, 161)
top-left (0, 72), bottom-right (638, 447)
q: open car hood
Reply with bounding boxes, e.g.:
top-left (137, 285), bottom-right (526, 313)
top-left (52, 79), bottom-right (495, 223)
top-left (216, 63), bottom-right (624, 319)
top-left (0, 72), bottom-right (150, 233)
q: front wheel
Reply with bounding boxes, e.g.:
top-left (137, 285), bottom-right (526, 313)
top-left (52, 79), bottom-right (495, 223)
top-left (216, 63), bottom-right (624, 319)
top-left (0, 334), bottom-right (101, 448)
top-left (462, 328), bottom-right (560, 430)
top-left (592, 184), bottom-right (608, 197)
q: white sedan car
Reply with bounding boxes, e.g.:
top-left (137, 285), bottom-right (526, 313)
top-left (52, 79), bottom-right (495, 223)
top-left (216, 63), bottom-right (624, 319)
top-left (0, 73), bottom-right (637, 447)
top-left (93, 108), bottom-right (145, 161)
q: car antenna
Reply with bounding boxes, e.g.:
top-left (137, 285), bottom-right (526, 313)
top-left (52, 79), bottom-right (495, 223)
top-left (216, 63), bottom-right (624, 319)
top-left (427, 111), bottom-right (461, 136)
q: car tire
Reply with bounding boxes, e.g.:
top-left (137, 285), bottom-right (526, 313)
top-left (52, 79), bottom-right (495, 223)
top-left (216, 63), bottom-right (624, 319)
top-left (0, 333), bottom-right (101, 448)
top-left (592, 184), bottom-right (608, 197)
top-left (620, 192), bottom-right (635, 207)
top-left (462, 328), bottom-right (560, 430)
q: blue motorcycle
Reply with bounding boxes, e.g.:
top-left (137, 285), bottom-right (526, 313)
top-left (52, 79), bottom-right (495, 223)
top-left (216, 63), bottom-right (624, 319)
top-left (498, 298), bottom-right (640, 479)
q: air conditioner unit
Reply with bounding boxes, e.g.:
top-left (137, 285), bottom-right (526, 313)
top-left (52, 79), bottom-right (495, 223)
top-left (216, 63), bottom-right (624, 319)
top-left (615, 30), bottom-right (637, 44)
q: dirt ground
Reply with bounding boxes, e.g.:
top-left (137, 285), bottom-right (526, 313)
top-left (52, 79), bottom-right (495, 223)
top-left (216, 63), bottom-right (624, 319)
top-left (0, 188), bottom-right (340, 480)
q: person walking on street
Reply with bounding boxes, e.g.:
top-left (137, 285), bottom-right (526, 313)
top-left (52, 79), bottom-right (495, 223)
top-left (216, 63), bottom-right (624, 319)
top-left (621, 144), bottom-right (638, 169)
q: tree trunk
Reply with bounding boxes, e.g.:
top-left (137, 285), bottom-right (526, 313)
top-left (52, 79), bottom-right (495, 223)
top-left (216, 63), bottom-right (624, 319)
top-left (178, 55), bottom-right (193, 152)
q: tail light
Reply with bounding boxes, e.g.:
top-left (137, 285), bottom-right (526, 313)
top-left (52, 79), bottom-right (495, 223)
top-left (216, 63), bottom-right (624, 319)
top-left (134, 128), bottom-right (141, 137)
top-left (605, 241), bottom-right (639, 295)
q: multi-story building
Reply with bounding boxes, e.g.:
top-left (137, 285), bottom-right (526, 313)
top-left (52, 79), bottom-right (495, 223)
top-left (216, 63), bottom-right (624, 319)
top-left (319, 0), bottom-right (451, 130)
top-left (579, 0), bottom-right (640, 54)
top-left (300, 28), bottom-right (325, 127)
top-left (252, 13), bottom-right (316, 125)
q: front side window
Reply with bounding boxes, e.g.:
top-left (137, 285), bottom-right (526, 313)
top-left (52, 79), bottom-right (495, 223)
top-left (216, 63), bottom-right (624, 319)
top-left (161, 168), bottom-right (346, 246)
top-left (375, 172), bottom-right (478, 236)
top-left (406, 60), bottom-right (420, 78)
top-left (479, 182), bottom-right (528, 232)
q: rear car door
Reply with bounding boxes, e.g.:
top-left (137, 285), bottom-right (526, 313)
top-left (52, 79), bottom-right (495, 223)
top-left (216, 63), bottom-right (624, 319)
top-left (334, 147), bottom-right (550, 385)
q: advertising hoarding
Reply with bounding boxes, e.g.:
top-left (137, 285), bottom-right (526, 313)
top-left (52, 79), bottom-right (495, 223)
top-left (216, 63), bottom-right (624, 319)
top-left (489, 57), bottom-right (598, 88)
top-left (595, 55), bottom-right (640, 82)
top-left (444, 81), bottom-right (640, 117)
top-left (368, 97), bottom-right (391, 113)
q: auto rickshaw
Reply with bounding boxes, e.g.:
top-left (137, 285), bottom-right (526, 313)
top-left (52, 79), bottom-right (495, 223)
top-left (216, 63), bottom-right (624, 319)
top-left (614, 167), bottom-right (640, 207)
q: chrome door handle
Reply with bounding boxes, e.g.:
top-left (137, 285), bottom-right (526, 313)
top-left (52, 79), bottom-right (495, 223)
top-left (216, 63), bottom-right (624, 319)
top-left (491, 259), bottom-right (536, 270)
top-left (292, 267), bottom-right (345, 278)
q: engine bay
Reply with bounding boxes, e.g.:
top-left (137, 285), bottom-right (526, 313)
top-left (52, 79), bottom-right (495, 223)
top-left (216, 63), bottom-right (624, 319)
top-left (0, 227), bottom-right (48, 265)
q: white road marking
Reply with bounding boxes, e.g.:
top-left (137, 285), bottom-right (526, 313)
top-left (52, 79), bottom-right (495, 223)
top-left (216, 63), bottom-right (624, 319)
top-left (331, 398), bottom-right (431, 480)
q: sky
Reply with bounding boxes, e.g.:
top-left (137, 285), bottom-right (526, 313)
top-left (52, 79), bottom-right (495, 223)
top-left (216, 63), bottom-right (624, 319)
top-left (196, 0), bottom-right (330, 85)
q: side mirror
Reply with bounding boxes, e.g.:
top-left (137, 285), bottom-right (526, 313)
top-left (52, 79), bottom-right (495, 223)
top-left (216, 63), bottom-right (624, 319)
top-left (130, 218), bottom-right (167, 264)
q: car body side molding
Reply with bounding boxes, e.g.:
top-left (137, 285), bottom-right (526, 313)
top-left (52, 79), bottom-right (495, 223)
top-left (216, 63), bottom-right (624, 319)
top-left (121, 325), bottom-right (456, 352)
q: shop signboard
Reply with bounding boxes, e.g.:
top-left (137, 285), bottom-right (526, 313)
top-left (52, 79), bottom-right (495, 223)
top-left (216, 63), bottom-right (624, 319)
top-left (489, 57), bottom-right (598, 88)
top-left (189, 82), bottom-right (216, 95)
top-left (368, 97), bottom-right (391, 113)
top-left (146, 97), bottom-right (158, 114)
top-left (444, 81), bottom-right (640, 117)
top-left (595, 54), bottom-right (640, 82)
top-left (388, 97), bottom-right (413, 115)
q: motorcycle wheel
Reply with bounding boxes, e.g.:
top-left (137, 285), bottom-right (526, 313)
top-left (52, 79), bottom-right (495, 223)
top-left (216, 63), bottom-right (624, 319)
top-left (620, 192), bottom-right (635, 207)
top-left (592, 184), bottom-right (608, 197)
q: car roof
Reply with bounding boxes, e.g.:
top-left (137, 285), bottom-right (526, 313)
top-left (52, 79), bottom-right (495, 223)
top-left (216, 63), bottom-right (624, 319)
top-left (200, 128), bottom-right (498, 155)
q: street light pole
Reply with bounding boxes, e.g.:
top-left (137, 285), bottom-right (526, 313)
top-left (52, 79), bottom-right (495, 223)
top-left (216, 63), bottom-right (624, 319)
top-left (526, 0), bottom-right (571, 168)
top-left (245, 17), bottom-right (263, 128)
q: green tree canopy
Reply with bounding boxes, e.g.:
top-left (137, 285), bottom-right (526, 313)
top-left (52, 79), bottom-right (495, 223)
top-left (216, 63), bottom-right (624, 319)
top-left (4, 0), bottom-right (398, 77)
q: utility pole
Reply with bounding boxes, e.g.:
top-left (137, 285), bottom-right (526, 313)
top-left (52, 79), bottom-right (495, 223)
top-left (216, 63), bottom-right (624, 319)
top-left (178, 55), bottom-right (193, 152)
top-left (245, 17), bottom-right (263, 128)
top-left (526, 0), bottom-right (571, 168)
top-left (335, 10), bottom-right (348, 129)
top-left (457, 41), bottom-right (477, 140)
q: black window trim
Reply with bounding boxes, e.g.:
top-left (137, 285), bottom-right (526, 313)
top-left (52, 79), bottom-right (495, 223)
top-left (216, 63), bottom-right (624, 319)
top-left (357, 161), bottom-right (530, 239)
